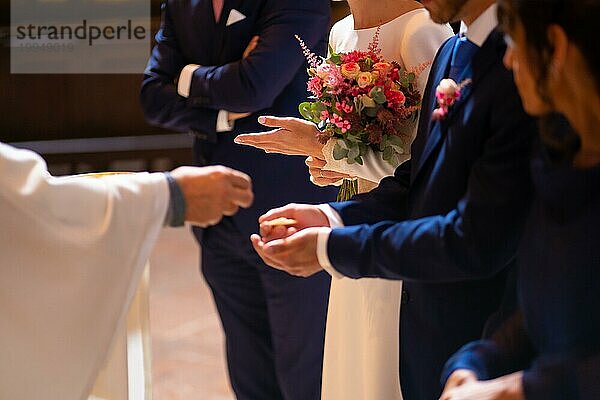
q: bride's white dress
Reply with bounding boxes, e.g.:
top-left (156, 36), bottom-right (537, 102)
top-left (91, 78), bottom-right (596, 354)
top-left (320, 10), bottom-right (452, 400)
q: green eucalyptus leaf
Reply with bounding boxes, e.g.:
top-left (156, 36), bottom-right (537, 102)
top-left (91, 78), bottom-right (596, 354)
top-left (327, 45), bottom-right (342, 64)
top-left (383, 146), bottom-right (394, 161)
top-left (299, 102), bottom-right (313, 121)
top-left (369, 86), bottom-right (387, 104)
top-left (387, 135), bottom-right (404, 148)
top-left (330, 54), bottom-right (342, 64)
top-left (358, 143), bottom-right (368, 156)
top-left (333, 142), bottom-right (348, 160)
top-left (380, 135), bottom-right (388, 149)
top-left (346, 132), bottom-right (360, 142)
top-left (342, 138), bottom-right (354, 148)
top-left (347, 145), bottom-right (360, 160)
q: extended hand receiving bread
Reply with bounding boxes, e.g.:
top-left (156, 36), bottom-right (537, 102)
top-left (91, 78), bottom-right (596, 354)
top-left (251, 203), bottom-right (331, 277)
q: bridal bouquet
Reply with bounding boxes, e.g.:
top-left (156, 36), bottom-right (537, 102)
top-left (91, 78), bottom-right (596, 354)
top-left (297, 30), bottom-right (428, 170)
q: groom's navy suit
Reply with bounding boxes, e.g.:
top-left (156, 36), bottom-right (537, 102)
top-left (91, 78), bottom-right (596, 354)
top-left (141, 1), bottom-right (336, 399)
top-left (327, 31), bottom-right (536, 400)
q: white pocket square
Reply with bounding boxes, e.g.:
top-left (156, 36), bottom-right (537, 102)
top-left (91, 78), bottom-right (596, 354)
top-left (226, 9), bottom-right (246, 26)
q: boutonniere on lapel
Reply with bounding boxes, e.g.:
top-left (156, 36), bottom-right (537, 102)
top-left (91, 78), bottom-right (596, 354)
top-left (431, 78), bottom-right (472, 121)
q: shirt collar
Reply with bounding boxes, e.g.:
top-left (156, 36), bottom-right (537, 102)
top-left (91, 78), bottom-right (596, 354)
top-left (459, 3), bottom-right (498, 47)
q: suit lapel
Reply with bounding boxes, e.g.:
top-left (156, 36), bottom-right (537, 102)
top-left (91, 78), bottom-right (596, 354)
top-left (410, 35), bottom-right (456, 181)
top-left (412, 30), bottom-right (504, 180)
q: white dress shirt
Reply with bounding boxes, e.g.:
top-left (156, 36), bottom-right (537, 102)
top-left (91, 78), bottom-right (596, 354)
top-left (316, 4), bottom-right (499, 276)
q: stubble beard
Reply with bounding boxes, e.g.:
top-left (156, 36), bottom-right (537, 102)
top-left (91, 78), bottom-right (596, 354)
top-left (425, 0), bottom-right (468, 24)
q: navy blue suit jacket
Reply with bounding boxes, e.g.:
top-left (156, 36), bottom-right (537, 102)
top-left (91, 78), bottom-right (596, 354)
top-left (327, 31), bottom-right (536, 399)
top-left (141, 0), bottom-right (337, 237)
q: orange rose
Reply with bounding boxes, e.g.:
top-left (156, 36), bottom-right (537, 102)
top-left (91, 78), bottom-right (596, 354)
top-left (341, 62), bottom-right (361, 79)
top-left (372, 62), bottom-right (392, 75)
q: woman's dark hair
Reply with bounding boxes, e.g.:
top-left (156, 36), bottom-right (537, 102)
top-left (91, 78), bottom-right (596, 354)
top-left (497, 0), bottom-right (600, 95)
top-left (497, 0), bottom-right (597, 159)
top-left (538, 113), bottom-right (581, 165)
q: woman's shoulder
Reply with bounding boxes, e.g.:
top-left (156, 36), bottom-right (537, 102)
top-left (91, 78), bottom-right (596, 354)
top-left (368, 9), bottom-right (451, 68)
top-left (329, 14), bottom-right (355, 45)
top-left (395, 9), bottom-right (454, 45)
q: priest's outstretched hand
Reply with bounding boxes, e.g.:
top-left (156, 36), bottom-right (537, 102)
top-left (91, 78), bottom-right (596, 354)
top-left (251, 203), bottom-right (331, 277)
top-left (170, 166), bottom-right (253, 227)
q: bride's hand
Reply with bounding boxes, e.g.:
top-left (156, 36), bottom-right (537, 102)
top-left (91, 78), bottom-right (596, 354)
top-left (306, 156), bottom-right (352, 187)
top-left (234, 116), bottom-right (324, 158)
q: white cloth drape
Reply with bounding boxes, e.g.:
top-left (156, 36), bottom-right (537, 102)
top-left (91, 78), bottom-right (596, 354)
top-left (0, 142), bottom-right (168, 400)
top-left (89, 264), bottom-right (153, 400)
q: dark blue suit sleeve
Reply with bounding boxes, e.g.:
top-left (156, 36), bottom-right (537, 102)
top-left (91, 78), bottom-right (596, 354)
top-left (441, 311), bottom-right (535, 382)
top-left (329, 160), bottom-right (412, 225)
top-left (327, 75), bottom-right (535, 282)
top-left (441, 311), bottom-right (600, 400)
top-left (188, 0), bottom-right (331, 111)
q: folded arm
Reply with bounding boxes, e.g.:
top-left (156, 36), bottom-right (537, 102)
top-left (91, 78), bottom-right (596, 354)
top-left (140, 2), bottom-right (220, 134)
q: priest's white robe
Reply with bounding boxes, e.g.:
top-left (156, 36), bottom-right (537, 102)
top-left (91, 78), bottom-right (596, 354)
top-left (0, 142), bottom-right (169, 400)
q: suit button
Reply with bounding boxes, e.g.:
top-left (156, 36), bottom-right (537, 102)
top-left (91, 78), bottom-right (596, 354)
top-left (401, 290), bottom-right (410, 305)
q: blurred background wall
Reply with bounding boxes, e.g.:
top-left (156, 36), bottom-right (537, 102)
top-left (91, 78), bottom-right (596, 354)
top-left (0, 0), bottom-right (350, 174)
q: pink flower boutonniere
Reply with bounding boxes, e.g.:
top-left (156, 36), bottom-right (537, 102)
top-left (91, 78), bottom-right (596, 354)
top-left (432, 78), bottom-right (472, 121)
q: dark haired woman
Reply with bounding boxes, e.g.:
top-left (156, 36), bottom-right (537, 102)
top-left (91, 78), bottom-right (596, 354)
top-left (438, 0), bottom-right (600, 399)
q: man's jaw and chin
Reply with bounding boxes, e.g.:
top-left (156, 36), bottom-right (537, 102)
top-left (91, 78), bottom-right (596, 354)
top-left (422, 0), bottom-right (470, 25)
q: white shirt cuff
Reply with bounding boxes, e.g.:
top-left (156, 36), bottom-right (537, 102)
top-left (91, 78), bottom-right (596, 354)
top-left (177, 64), bottom-right (200, 98)
top-left (316, 204), bottom-right (345, 279)
top-left (316, 203), bottom-right (344, 228)
top-left (216, 109), bottom-right (234, 132)
top-left (316, 227), bottom-right (344, 279)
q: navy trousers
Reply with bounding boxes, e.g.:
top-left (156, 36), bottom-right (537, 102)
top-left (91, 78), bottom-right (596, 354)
top-left (195, 219), bottom-right (330, 400)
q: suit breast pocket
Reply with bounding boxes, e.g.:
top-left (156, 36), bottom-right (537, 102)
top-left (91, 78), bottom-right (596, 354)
top-left (222, 13), bottom-right (256, 57)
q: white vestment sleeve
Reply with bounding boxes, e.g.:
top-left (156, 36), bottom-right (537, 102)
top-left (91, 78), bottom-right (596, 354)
top-left (0, 142), bottom-right (169, 400)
